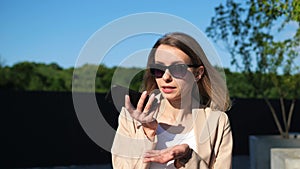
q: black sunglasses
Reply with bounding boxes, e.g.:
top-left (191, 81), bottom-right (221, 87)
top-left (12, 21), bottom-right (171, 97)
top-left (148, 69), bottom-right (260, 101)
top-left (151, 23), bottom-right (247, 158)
top-left (149, 64), bottom-right (201, 79)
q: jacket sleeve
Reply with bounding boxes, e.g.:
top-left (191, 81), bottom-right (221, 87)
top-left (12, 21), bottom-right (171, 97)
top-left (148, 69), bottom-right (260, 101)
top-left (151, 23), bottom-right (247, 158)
top-left (111, 107), bottom-right (157, 169)
top-left (176, 112), bottom-right (232, 169)
top-left (212, 112), bottom-right (233, 169)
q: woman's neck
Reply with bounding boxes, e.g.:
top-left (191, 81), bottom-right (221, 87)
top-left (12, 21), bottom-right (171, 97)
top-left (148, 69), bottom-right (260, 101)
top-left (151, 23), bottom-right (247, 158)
top-left (159, 96), bottom-right (193, 124)
top-left (157, 97), bottom-right (194, 134)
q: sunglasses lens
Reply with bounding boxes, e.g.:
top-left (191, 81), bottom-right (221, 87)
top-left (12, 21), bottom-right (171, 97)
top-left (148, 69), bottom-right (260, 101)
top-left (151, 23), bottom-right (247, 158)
top-left (150, 68), bottom-right (164, 78)
top-left (169, 65), bottom-right (187, 78)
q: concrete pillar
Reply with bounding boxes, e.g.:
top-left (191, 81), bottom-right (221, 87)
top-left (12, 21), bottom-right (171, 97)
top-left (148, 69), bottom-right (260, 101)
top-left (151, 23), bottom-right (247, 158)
top-left (271, 148), bottom-right (300, 169)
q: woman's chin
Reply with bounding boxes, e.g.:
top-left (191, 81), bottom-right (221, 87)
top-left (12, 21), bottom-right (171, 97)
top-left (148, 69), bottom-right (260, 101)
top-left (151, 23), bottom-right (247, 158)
top-left (162, 93), bottom-right (181, 102)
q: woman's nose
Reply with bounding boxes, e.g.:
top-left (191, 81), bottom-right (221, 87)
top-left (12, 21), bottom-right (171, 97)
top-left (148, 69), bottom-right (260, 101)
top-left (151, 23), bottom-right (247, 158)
top-left (162, 69), bottom-right (173, 82)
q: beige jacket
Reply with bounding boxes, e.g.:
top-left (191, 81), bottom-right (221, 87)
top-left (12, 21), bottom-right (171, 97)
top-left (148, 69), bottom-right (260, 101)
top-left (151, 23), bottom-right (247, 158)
top-left (111, 103), bottom-right (233, 169)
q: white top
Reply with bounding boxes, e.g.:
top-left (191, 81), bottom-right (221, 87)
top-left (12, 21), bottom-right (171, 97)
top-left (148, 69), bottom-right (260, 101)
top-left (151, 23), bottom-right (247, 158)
top-left (150, 124), bottom-right (196, 169)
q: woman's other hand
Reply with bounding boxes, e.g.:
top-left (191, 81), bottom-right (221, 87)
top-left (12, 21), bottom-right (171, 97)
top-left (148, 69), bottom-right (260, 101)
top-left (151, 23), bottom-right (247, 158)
top-left (143, 144), bottom-right (191, 165)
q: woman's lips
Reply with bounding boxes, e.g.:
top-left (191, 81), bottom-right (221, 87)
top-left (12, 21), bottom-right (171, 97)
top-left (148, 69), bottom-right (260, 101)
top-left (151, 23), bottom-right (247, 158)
top-left (161, 86), bottom-right (176, 93)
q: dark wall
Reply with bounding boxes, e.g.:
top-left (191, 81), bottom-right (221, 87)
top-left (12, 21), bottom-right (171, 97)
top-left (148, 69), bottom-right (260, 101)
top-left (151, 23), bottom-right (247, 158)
top-left (0, 91), bottom-right (115, 169)
top-left (1, 91), bottom-right (299, 168)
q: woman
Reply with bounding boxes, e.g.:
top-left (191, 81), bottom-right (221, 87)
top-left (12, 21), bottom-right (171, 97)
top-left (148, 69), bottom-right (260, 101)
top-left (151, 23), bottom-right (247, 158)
top-left (111, 32), bottom-right (232, 169)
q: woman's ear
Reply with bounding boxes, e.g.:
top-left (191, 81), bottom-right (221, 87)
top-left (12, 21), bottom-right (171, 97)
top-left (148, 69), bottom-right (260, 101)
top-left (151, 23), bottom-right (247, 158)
top-left (195, 66), bottom-right (204, 82)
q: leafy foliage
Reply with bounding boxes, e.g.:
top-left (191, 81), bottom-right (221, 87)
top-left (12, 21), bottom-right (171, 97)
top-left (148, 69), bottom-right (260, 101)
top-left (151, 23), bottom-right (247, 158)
top-left (0, 62), bottom-right (70, 91)
top-left (206, 0), bottom-right (300, 138)
top-left (1, 61), bottom-right (299, 99)
top-left (0, 62), bottom-right (145, 93)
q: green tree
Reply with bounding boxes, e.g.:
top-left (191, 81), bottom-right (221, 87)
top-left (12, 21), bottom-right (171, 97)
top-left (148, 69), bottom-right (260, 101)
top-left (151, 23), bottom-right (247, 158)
top-left (11, 62), bottom-right (36, 90)
top-left (72, 64), bottom-right (98, 92)
top-left (0, 62), bottom-right (73, 91)
top-left (96, 64), bottom-right (115, 92)
top-left (224, 68), bottom-right (256, 98)
top-left (207, 0), bottom-right (300, 138)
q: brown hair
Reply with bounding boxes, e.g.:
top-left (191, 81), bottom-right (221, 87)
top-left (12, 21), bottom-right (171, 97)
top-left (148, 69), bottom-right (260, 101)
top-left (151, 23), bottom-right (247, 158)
top-left (142, 32), bottom-right (231, 111)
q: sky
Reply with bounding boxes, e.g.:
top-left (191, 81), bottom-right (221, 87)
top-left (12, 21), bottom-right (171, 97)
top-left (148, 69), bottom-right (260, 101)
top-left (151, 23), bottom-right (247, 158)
top-left (0, 0), bottom-right (238, 70)
top-left (1, 1), bottom-right (298, 151)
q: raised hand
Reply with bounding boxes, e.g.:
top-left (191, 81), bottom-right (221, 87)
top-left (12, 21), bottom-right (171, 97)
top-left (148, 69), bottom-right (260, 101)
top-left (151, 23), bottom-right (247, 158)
top-left (125, 91), bottom-right (159, 139)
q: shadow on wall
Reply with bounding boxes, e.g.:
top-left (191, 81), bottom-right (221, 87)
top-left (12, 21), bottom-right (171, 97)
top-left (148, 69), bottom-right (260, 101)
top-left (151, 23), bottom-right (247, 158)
top-left (0, 91), bottom-right (299, 168)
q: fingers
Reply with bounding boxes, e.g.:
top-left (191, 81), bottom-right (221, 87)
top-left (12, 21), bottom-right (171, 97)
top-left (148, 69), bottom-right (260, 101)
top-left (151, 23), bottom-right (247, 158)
top-left (125, 91), bottom-right (159, 124)
top-left (142, 93), bottom-right (157, 121)
top-left (143, 151), bottom-right (162, 163)
top-left (143, 149), bottom-right (172, 164)
top-left (143, 150), bottom-right (161, 158)
top-left (143, 93), bottom-right (155, 112)
top-left (125, 95), bottom-right (134, 113)
top-left (143, 145), bottom-right (190, 164)
top-left (136, 91), bottom-right (148, 112)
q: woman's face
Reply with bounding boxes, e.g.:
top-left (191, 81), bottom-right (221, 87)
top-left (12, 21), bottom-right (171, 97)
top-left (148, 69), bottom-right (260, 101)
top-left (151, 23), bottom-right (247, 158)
top-left (153, 44), bottom-right (197, 103)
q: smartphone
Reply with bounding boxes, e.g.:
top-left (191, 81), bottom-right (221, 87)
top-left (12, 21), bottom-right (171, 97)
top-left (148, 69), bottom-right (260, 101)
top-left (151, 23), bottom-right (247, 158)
top-left (105, 85), bottom-right (149, 111)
